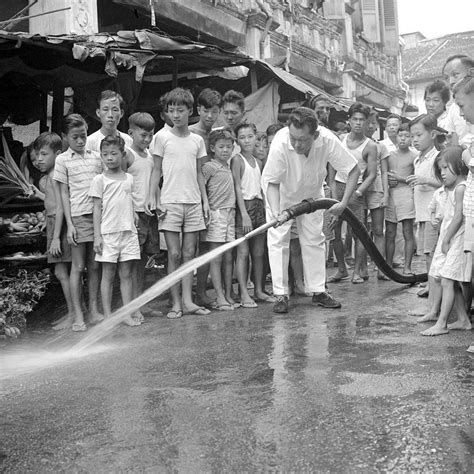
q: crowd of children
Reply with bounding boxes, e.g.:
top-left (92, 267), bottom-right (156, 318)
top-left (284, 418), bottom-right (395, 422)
top-left (25, 54), bottom-right (474, 347)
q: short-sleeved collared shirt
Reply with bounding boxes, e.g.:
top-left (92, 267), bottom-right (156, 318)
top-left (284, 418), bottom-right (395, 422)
top-left (261, 126), bottom-right (357, 210)
top-left (87, 129), bottom-right (132, 154)
top-left (53, 148), bottom-right (102, 217)
top-left (444, 102), bottom-right (474, 147)
top-left (202, 159), bottom-right (235, 209)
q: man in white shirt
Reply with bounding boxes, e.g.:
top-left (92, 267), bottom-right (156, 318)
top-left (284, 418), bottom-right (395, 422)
top-left (442, 55), bottom-right (474, 147)
top-left (262, 107), bottom-right (359, 313)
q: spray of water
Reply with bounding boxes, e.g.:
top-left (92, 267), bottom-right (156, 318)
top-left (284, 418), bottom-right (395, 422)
top-left (71, 219), bottom-right (277, 353)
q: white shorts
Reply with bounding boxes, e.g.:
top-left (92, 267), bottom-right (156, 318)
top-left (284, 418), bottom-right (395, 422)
top-left (95, 230), bottom-right (141, 263)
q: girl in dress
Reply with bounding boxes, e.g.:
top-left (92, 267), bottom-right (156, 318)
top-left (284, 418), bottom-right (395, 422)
top-left (420, 147), bottom-right (473, 336)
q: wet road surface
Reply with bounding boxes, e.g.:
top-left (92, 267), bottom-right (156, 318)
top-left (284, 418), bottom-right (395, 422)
top-left (1, 273), bottom-right (473, 472)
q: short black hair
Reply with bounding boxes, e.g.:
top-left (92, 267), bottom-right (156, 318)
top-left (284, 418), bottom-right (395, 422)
top-left (424, 80), bottom-right (450, 104)
top-left (128, 112), bottom-right (155, 132)
top-left (288, 107), bottom-right (319, 134)
top-left (434, 146), bottom-right (468, 182)
top-left (266, 122), bottom-right (284, 137)
top-left (442, 55), bottom-right (474, 73)
top-left (235, 121), bottom-right (257, 137)
top-left (348, 102), bottom-right (371, 119)
top-left (222, 90), bottom-right (245, 112)
top-left (409, 114), bottom-right (438, 132)
top-left (100, 134), bottom-right (125, 153)
top-left (386, 113), bottom-right (402, 123)
top-left (98, 90), bottom-right (125, 110)
top-left (208, 127), bottom-right (235, 148)
top-left (33, 132), bottom-right (62, 153)
top-left (398, 123), bottom-right (410, 133)
top-left (166, 88), bottom-right (194, 110)
top-left (62, 113), bottom-right (87, 134)
top-left (196, 88), bottom-right (222, 108)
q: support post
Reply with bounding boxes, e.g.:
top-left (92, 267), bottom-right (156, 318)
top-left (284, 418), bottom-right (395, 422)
top-left (250, 68), bottom-right (258, 93)
top-left (39, 91), bottom-right (48, 133)
top-left (51, 83), bottom-right (64, 135)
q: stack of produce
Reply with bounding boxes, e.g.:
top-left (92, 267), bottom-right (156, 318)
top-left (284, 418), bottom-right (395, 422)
top-left (1, 212), bottom-right (45, 234)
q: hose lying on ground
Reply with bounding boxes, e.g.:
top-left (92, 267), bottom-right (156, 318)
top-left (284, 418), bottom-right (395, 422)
top-left (282, 198), bottom-right (428, 284)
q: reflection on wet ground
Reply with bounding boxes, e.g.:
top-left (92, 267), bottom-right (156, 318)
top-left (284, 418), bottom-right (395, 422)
top-left (1, 277), bottom-right (473, 472)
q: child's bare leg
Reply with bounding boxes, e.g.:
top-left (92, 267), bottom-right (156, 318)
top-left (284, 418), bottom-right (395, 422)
top-left (290, 238), bottom-right (305, 294)
top-left (52, 263), bottom-right (74, 330)
top-left (118, 260), bottom-right (140, 326)
top-left (421, 277), bottom-right (454, 335)
top-left (70, 244), bottom-right (87, 327)
top-left (371, 209), bottom-right (386, 278)
top-left (236, 240), bottom-right (255, 305)
top-left (402, 219), bottom-right (415, 273)
top-left (196, 242), bottom-right (214, 307)
top-left (164, 231), bottom-right (183, 315)
top-left (208, 242), bottom-right (229, 308)
top-left (385, 221), bottom-right (396, 268)
top-left (417, 275), bottom-right (441, 321)
top-left (223, 250), bottom-right (237, 304)
top-left (448, 283), bottom-right (473, 330)
top-left (332, 220), bottom-right (348, 278)
top-left (131, 257), bottom-right (145, 321)
top-left (100, 262), bottom-right (116, 318)
top-left (181, 231), bottom-right (205, 313)
top-left (461, 281), bottom-right (472, 314)
top-left (252, 234), bottom-right (272, 300)
top-left (352, 238), bottom-right (366, 281)
top-left (86, 243), bottom-right (103, 323)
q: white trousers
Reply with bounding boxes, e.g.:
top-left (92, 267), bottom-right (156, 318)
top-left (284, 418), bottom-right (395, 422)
top-left (267, 210), bottom-right (326, 295)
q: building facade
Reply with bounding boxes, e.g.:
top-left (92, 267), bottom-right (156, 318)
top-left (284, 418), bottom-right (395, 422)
top-left (2, 0), bottom-right (406, 113)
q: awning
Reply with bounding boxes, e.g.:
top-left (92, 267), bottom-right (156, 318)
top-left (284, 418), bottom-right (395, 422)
top-left (255, 60), bottom-right (349, 111)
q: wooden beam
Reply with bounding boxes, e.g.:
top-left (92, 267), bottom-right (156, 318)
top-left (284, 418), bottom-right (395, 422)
top-left (39, 91), bottom-right (48, 133)
top-left (51, 84), bottom-right (64, 135)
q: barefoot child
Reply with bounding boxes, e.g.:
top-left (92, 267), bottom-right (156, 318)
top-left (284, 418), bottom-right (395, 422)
top-left (87, 90), bottom-right (132, 153)
top-left (146, 88), bottom-right (211, 319)
top-left (89, 135), bottom-right (141, 327)
top-left (231, 122), bottom-right (273, 307)
top-left (419, 147), bottom-right (472, 335)
top-left (385, 123), bottom-right (417, 275)
top-left (407, 115), bottom-right (442, 300)
top-left (201, 128), bottom-right (237, 310)
top-left (54, 114), bottom-right (103, 331)
top-left (126, 112), bottom-right (158, 321)
top-left (34, 132), bottom-right (74, 330)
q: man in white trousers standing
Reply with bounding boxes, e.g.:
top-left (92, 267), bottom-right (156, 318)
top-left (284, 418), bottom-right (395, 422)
top-left (262, 107), bottom-right (360, 313)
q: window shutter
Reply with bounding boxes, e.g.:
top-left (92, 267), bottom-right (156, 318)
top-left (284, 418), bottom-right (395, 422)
top-left (323, 0), bottom-right (345, 19)
top-left (382, 0), bottom-right (399, 56)
top-left (361, 0), bottom-right (381, 42)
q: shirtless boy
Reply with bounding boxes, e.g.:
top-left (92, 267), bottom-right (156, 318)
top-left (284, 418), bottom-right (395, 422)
top-left (385, 123), bottom-right (417, 275)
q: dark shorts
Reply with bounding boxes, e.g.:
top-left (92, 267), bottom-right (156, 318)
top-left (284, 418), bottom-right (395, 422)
top-left (71, 213), bottom-right (94, 243)
top-left (137, 212), bottom-right (160, 254)
top-left (235, 198), bottom-right (266, 238)
top-left (335, 181), bottom-right (365, 222)
top-left (46, 215), bottom-right (72, 264)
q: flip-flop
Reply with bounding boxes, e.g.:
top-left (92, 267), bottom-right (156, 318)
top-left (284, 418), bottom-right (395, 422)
top-left (241, 301), bottom-right (258, 308)
top-left (184, 306), bottom-right (211, 315)
top-left (72, 322), bottom-right (87, 332)
top-left (166, 310), bottom-right (183, 319)
top-left (215, 303), bottom-right (234, 311)
top-left (327, 274), bottom-right (349, 283)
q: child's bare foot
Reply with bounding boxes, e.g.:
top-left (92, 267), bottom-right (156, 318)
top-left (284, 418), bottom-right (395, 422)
top-left (417, 312), bottom-right (438, 323)
top-left (182, 303), bottom-right (211, 315)
top-left (403, 267), bottom-right (414, 276)
top-left (88, 310), bottom-right (104, 324)
top-left (52, 315), bottom-right (73, 331)
top-left (195, 294), bottom-right (217, 309)
top-left (254, 291), bottom-right (276, 303)
top-left (123, 315), bottom-right (141, 326)
top-left (421, 324), bottom-right (449, 336)
top-left (448, 320), bottom-right (472, 331)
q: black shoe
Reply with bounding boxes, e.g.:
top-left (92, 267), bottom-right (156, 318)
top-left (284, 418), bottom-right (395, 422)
top-left (312, 292), bottom-right (341, 308)
top-left (273, 295), bottom-right (289, 313)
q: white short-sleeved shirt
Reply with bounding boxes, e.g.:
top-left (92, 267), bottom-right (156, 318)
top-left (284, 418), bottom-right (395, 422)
top-left (127, 148), bottom-right (154, 212)
top-left (53, 148), bottom-right (102, 217)
top-left (151, 128), bottom-right (206, 204)
top-left (261, 126), bottom-right (358, 210)
top-left (443, 102), bottom-right (474, 147)
top-left (87, 129), bottom-right (132, 154)
top-left (88, 172), bottom-right (136, 234)
top-left (413, 146), bottom-right (440, 222)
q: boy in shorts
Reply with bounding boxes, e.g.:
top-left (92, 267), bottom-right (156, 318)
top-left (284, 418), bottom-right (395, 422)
top-left (385, 123), bottom-right (417, 275)
top-left (90, 135), bottom-right (141, 327)
top-left (231, 121), bottom-right (274, 307)
top-left (126, 112), bottom-right (159, 321)
top-left (146, 88), bottom-right (211, 319)
top-left (34, 132), bottom-right (74, 330)
top-left (54, 114), bottom-right (103, 331)
top-left (87, 90), bottom-right (132, 153)
top-left (201, 128), bottom-right (237, 310)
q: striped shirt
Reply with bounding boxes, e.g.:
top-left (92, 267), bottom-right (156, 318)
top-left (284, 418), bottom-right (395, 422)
top-left (53, 148), bottom-right (102, 217)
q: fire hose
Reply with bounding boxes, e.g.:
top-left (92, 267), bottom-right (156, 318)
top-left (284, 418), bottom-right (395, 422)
top-left (279, 198), bottom-right (428, 284)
